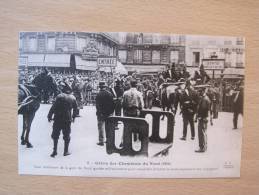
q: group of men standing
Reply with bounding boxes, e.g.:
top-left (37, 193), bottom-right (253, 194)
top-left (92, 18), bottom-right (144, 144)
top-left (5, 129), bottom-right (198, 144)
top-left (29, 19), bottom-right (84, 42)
top-left (95, 79), bottom-right (143, 146)
top-left (45, 64), bottom-right (243, 157)
top-left (94, 74), bottom-right (213, 153)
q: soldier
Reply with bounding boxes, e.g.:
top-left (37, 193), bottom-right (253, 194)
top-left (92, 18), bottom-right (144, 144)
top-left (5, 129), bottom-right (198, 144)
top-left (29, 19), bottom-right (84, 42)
top-left (208, 83), bottom-right (220, 119)
top-left (195, 85), bottom-right (212, 153)
top-left (83, 77), bottom-right (92, 105)
top-left (179, 80), bottom-right (198, 141)
top-left (232, 83), bottom-right (244, 129)
top-left (95, 81), bottom-right (114, 146)
top-left (110, 79), bottom-right (124, 116)
top-left (71, 76), bottom-right (83, 116)
top-left (199, 64), bottom-right (210, 84)
top-left (181, 66), bottom-right (190, 80)
top-left (47, 82), bottom-right (77, 157)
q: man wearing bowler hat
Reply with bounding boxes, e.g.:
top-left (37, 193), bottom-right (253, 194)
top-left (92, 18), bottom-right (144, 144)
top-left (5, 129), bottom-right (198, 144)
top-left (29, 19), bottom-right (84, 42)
top-left (95, 81), bottom-right (114, 146)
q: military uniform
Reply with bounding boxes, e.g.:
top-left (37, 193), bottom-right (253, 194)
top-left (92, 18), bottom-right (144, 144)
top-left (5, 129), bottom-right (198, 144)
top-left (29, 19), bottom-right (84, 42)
top-left (180, 87), bottom-right (198, 140)
top-left (96, 82), bottom-right (114, 146)
top-left (232, 87), bottom-right (244, 129)
top-left (48, 92), bottom-right (77, 157)
top-left (195, 92), bottom-right (211, 152)
top-left (110, 82), bottom-right (124, 116)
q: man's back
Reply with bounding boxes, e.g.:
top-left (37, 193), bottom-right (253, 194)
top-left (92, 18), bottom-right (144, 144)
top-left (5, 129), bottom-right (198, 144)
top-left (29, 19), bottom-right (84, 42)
top-left (96, 89), bottom-right (114, 117)
top-left (48, 93), bottom-right (77, 122)
top-left (197, 95), bottom-right (211, 118)
top-left (123, 88), bottom-right (143, 109)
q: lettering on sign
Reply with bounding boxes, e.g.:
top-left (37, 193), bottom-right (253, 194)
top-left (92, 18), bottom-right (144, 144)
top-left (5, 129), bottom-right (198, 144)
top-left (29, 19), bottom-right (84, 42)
top-left (202, 59), bottom-right (225, 70)
top-left (97, 57), bottom-right (117, 67)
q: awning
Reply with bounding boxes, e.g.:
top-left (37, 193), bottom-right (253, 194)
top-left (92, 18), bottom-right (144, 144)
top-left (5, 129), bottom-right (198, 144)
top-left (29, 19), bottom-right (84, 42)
top-left (75, 56), bottom-right (97, 71)
top-left (115, 61), bottom-right (128, 74)
top-left (44, 54), bottom-right (70, 67)
top-left (223, 68), bottom-right (245, 75)
top-left (124, 64), bottom-right (165, 73)
top-left (19, 54), bottom-right (70, 67)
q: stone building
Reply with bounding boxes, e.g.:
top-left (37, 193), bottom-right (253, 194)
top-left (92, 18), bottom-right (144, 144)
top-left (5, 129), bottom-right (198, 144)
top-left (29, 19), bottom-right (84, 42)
top-left (19, 32), bottom-right (120, 72)
top-left (185, 35), bottom-right (245, 78)
top-left (111, 32), bottom-right (186, 73)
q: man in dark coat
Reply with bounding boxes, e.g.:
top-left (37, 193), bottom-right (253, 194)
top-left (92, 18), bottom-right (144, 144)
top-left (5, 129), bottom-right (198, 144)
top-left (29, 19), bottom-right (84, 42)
top-left (48, 82), bottom-right (77, 157)
top-left (232, 85), bottom-right (244, 129)
top-left (180, 80), bottom-right (199, 140)
top-left (96, 81), bottom-right (115, 146)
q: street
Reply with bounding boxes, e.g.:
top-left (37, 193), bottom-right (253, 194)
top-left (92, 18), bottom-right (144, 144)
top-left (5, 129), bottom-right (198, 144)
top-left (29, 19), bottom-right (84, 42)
top-left (18, 104), bottom-right (242, 177)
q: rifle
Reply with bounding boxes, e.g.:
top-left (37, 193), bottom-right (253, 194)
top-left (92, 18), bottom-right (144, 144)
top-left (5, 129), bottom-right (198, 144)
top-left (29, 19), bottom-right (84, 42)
top-left (153, 144), bottom-right (172, 157)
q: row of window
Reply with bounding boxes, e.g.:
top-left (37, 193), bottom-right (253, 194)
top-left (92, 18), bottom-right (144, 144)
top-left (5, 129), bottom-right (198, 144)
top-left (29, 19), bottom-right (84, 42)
top-left (19, 37), bottom-right (116, 56)
top-left (119, 34), bottom-right (185, 45)
top-left (118, 50), bottom-right (180, 64)
top-left (191, 51), bottom-right (244, 67)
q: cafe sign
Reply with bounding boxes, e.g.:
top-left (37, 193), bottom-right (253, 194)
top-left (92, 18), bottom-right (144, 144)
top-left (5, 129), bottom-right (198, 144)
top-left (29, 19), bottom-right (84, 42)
top-left (202, 59), bottom-right (225, 70)
top-left (97, 57), bottom-right (117, 67)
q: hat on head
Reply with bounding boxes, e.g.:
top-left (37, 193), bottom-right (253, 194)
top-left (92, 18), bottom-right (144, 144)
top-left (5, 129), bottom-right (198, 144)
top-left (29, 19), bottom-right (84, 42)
top-left (179, 78), bottom-right (185, 82)
top-left (130, 79), bottom-right (137, 87)
top-left (99, 81), bottom-right (107, 88)
top-left (59, 81), bottom-right (72, 94)
top-left (115, 78), bottom-right (121, 83)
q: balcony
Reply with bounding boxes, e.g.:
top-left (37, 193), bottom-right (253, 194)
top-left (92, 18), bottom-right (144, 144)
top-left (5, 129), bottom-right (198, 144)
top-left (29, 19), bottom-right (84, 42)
top-left (236, 62), bottom-right (244, 68)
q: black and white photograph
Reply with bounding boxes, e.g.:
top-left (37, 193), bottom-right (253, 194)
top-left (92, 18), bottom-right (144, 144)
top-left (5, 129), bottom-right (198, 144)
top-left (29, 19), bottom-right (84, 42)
top-left (18, 32), bottom-right (245, 178)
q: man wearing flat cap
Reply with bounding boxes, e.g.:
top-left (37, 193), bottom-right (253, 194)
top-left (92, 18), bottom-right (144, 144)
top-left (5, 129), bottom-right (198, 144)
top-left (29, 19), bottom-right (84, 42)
top-left (95, 81), bottom-right (114, 146)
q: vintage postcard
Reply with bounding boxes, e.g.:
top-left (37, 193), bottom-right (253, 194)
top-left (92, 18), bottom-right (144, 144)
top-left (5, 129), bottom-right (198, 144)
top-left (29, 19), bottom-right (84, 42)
top-left (18, 32), bottom-right (244, 178)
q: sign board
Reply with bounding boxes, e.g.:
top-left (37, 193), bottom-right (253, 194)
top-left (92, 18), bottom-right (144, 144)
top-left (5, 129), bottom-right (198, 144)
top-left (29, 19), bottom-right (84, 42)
top-left (97, 57), bottom-right (117, 67)
top-left (202, 59), bottom-right (225, 70)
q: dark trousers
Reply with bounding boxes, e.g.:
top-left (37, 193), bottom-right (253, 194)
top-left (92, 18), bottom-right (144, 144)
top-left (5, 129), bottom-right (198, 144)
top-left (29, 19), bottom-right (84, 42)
top-left (114, 99), bottom-right (122, 116)
top-left (212, 101), bottom-right (219, 118)
top-left (97, 115), bottom-right (105, 144)
top-left (43, 90), bottom-right (49, 104)
top-left (123, 109), bottom-right (140, 141)
top-left (51, 121), bottom-right (71, 141)
top-left (145, 98), bottom-right (153, 109)
top-left (233, 111), bottom-right (242, 129)
top-left (198, 118), bottom-right (208, 151)
top-left (182, 114), bottom-right (195, 138)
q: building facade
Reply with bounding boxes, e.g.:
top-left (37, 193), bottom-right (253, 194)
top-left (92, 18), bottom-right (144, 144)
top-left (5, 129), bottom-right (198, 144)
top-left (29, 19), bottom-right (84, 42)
top-left (112, 32), bottom-right (185, 73)
top-left (19, 32), bottom-right (245, 78)
top-left (185, 35), bottom-right (245, 78)
top-left (19, 32), bottom-right (118, 71)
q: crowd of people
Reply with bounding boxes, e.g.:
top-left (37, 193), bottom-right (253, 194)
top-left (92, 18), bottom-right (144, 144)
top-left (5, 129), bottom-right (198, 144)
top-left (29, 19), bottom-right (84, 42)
top-left (19, 64), bottom-right (244, 157)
